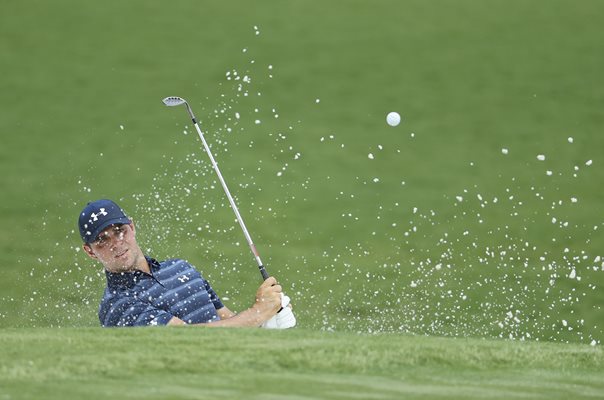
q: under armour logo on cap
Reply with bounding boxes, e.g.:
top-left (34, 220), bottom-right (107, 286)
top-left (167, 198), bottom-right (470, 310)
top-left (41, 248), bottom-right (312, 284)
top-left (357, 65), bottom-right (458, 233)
top-left (90, 208), bottom-right (108, 222)
top-left (78, 199), bottom-right (131, 243)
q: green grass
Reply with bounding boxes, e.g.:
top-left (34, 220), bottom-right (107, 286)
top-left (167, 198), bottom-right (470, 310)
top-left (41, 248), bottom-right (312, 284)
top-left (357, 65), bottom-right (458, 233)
top-left (2, 0), bottom-right (602, 340)
top-left (1, 0), bottom-right (604, 396)
top-left (1, 327), bottom-right (602, 399)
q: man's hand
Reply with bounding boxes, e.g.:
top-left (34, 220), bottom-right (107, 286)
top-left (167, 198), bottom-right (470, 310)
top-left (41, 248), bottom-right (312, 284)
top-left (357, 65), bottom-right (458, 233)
top-left (252, 277), bottom-right (283, 320)
top-left (262, 294), bottom-right (296, 329)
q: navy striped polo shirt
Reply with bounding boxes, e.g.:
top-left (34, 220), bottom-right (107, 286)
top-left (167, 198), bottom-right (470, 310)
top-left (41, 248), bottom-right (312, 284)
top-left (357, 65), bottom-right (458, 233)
top-left (99, 257), bottom-right (224, 327)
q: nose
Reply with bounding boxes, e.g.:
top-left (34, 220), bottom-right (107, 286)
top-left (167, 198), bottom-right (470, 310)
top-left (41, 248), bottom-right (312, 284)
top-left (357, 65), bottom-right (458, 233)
top-left (108, 232), bottom-right (126, 250)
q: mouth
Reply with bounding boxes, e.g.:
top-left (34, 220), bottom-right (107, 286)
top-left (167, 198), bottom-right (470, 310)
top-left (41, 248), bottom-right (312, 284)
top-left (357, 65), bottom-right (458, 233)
top-left (115, 249), bottom-right (129, 259)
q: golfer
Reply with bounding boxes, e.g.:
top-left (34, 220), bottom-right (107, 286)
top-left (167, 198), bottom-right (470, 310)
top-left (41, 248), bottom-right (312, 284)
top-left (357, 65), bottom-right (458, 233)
top-left (79, 199), bottom-right (286, 328)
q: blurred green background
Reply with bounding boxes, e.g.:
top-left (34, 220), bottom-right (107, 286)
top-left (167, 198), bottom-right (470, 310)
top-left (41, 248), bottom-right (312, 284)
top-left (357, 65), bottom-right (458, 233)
top-left (1, 0), bottom-right (603, 343)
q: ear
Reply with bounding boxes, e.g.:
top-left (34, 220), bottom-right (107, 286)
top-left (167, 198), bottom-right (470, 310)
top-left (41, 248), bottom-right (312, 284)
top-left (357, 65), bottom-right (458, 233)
top-left (130, 219), bottom-right (136, 236)
top-left (83, 243), bottom-right (98, 259)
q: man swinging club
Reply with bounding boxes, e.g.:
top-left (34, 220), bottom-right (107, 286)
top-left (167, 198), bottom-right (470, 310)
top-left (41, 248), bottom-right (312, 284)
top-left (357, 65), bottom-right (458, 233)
top-left (79, 199), bottom-right (295, 328)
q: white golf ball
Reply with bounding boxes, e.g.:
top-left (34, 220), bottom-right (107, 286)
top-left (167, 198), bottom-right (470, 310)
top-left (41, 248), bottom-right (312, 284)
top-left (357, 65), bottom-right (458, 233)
top-left (386, 112), bottom-right (401, 127)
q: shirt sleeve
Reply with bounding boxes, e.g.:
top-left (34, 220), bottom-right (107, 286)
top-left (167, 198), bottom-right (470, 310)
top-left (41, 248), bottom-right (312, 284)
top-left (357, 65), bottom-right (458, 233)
top-left (101, 295), bottom-right (174, 327)
top-left (202, 277), bottom-right (225, 310)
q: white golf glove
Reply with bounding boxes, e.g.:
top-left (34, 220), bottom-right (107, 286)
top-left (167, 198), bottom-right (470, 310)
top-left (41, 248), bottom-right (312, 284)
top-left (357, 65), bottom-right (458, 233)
top-left (262, 293), bottom-right (296, 329)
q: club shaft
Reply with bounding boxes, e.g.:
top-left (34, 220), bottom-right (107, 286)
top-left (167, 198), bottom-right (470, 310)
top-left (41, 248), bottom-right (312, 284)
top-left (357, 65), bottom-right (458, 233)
top-left (191, 120), bottom-right (269, 281)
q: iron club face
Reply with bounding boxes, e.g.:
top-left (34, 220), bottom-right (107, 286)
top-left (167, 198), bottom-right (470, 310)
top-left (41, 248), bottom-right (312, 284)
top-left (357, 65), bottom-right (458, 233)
top-left (162, 96), bottom-right (187, 107)
top-left (162, 96), bottom-right (196, 122)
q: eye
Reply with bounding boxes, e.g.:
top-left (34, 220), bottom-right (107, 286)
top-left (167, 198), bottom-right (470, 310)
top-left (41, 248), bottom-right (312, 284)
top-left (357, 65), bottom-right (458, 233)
top-left (95, 235), bottom-right (108, 247)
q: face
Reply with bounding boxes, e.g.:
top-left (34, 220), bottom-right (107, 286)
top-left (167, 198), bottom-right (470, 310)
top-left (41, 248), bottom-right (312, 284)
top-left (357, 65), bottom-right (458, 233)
top-left (83, 222), bottom-right (145, 273)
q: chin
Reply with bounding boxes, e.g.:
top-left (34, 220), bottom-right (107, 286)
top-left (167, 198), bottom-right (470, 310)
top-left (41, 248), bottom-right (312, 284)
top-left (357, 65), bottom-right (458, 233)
top-left (104, 250), bottom-right (141, 273)
top-left (108, 259), bottom-right (134, 273)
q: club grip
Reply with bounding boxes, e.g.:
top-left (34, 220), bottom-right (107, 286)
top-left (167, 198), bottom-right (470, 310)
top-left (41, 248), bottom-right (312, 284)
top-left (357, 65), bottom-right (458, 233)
top-left (259, 264), bottom-right (269, 281)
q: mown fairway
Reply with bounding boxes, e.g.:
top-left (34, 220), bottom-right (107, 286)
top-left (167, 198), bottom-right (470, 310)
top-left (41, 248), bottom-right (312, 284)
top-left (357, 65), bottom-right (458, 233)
top-left (1, 327), bottom-right (603, 399)
top-left (1, 0), bottom-right (604, 397)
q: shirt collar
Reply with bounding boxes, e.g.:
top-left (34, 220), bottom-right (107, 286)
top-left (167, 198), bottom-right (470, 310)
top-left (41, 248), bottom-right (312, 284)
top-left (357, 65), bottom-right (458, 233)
top-left (145, 256), bottom-right (161, 271)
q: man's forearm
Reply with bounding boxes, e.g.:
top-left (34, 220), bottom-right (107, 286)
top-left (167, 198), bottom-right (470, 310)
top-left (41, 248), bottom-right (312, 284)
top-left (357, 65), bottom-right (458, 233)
top-left (203, 307), bottom-right (266, 327)
top-left (167, 307), bottom-right (269, 328)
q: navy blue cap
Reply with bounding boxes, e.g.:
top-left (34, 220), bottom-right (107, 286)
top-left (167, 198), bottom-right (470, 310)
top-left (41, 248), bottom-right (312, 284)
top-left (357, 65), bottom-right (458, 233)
top-left (78, 199), bottom-right (131, 243)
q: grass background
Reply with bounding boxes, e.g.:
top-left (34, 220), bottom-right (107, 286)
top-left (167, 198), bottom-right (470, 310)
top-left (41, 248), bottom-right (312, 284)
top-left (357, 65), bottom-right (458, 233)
top-left (1, 0), bottom-right (604, 397)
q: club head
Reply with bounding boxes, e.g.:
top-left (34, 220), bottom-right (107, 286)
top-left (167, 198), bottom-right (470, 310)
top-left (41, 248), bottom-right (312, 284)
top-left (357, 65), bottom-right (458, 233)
top-left (162, 96), bottom-right (187, 107)
top-left (162, 96), bottom-right (197, 122)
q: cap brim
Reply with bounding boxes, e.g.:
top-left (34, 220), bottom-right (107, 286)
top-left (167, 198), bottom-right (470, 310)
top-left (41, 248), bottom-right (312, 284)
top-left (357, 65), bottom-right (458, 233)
top-left (85, 217), bottom-right (131, 244)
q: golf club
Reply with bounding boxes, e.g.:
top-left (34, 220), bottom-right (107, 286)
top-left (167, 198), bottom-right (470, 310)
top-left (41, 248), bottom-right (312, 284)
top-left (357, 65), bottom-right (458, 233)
top-left (162, 96), bottom-right (270, 281)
